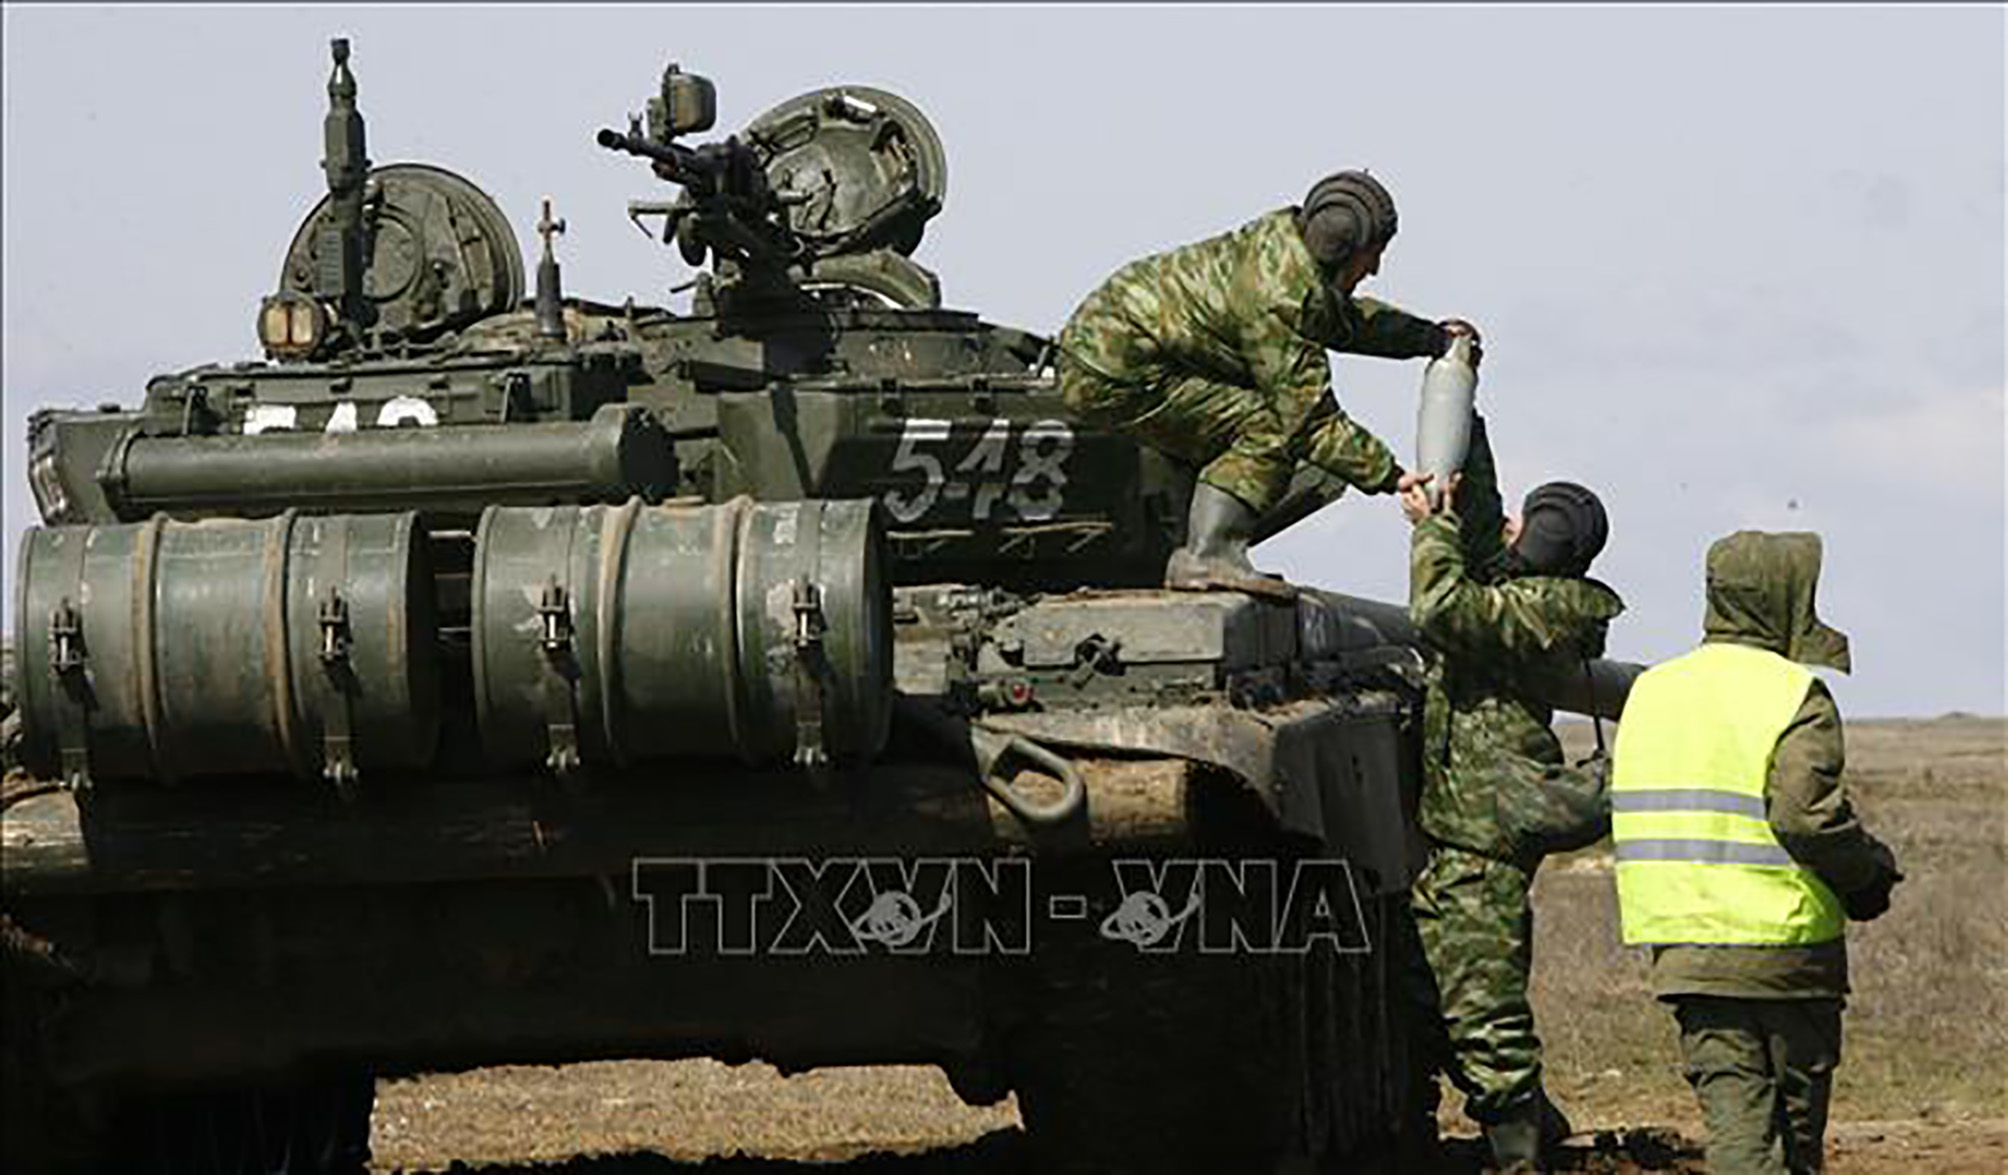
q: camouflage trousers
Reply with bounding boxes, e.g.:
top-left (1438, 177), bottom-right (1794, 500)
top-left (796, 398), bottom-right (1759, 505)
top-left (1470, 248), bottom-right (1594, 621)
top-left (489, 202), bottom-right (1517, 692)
top-left (1057, 358), bottom-right (1302, 515)
top-left (1673, 996), bottom-right (1842, 1175)
top-left (1405, 843), bottom-right (1543, 1124)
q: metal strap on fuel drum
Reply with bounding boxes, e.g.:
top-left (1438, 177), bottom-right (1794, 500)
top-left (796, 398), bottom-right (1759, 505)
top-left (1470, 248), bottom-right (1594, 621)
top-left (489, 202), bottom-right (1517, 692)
top-left (595, 498), bottom-right (643, 769)
top-left (538, 532), bottom-right (584, 778)
top-left (315, 517), bottom-right (360, 798)
top-left (791, 573), bottom-right (830, 775)
top-left (47, 585), bottom-right (94, 794)
top-left (132, 514), bottom-right (169, 782)
top-left (264, 511), bottom-right (310, 782)
top-left (717, 499), bottom-right (749, 757)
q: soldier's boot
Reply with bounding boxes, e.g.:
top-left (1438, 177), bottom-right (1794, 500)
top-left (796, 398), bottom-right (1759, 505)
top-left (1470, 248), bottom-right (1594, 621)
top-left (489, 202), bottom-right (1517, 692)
top-left (1537, 1088), bottom-right (1576, 1159)
top-left (1482, 1100), bottom-right (1546, 1174)
top-left (1164, 482), bottom-right (1297, 601)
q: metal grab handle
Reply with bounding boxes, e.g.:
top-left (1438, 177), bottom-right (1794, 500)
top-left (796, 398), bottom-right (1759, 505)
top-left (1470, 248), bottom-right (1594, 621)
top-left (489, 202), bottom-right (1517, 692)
top-left (970, 727), bottom-right (1086, 827)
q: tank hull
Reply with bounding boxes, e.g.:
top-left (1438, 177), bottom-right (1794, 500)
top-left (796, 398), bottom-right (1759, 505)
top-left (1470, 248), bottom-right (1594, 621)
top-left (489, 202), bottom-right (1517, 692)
top-left (4, 691), bottom-right (1419, 1171)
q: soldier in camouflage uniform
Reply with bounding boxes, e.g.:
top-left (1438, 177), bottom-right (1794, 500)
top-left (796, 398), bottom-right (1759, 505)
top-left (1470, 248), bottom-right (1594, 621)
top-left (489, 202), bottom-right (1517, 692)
top-left (1398, 419), bottom-right (1624, 1172)
top-left (1057, 171), bottom-right (1476, 596)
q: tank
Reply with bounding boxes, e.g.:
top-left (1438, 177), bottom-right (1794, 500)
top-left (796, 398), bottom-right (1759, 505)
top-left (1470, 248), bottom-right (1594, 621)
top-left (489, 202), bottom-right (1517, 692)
top-left (0, 40), bottom-right (1637, 1174)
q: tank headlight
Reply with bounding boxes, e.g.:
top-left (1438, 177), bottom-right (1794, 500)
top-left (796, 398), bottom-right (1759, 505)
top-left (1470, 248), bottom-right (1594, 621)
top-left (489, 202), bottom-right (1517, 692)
top-left (258, 292), bottom-right (330, 360)
top-left (28, 448), bottom-right (71, 523)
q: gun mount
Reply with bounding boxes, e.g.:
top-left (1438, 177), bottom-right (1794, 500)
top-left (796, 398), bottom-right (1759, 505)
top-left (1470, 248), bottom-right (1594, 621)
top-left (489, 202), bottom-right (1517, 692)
top-left (600, 64), bottom-right (949, 314)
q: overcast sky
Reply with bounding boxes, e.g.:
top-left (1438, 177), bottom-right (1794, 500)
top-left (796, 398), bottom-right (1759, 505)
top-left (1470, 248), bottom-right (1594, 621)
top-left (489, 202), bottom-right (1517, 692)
top-left (4, 5), bottom-right (2002, 717)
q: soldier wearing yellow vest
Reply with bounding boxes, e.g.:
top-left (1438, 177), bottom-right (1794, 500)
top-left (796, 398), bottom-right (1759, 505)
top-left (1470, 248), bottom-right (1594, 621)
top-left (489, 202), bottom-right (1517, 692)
top-left (1612, 531), bottom-right (1902, 1175)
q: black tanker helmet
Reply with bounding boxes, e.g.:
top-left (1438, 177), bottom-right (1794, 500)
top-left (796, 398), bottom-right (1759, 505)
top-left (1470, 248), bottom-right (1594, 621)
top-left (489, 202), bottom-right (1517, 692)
top-left (1300, 170), bottom-right (1399, 270)
top-left (1508, 481), bottom-right (1609, 578)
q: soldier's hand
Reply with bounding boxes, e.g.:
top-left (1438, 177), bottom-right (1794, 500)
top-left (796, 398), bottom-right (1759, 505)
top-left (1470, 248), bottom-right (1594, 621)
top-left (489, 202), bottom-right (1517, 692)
top-left (1844, 842), bottom-right (1903, 922)
top-left (1399, 471), bottom-right (1460, 524)
top-left (1398, 473), bottom-right (1434, 524)
top-left (1872, 841), bottom-right (1905, 889)
top-left (1440, 319), bottom-right (1484, 370)
top-left (1842, 873), bottom-right (1897, 922)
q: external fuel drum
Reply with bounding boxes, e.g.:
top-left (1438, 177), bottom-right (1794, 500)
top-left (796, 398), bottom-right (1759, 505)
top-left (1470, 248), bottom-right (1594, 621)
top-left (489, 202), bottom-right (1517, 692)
top-left (470, 496), bottom-right (891, 772)
top-left (12, 511), bottom-right (439, 788)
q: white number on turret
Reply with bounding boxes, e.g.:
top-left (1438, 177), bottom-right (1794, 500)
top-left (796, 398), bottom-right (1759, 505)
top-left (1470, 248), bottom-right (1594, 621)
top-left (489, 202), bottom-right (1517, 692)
top-left (238, 397), bottom-right (443, 435)
top-left (1008, 420), bottom-right (1074, 522)
top-left (881, 417), bottom-right (1076, 525)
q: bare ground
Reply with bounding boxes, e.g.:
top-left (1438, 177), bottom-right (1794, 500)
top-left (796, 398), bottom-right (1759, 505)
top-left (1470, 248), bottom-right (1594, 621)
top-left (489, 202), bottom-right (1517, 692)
top-left (369, 717), bottom-right (2007, 1174)
top-left (367, 1061), bottom-right (2008, 1173)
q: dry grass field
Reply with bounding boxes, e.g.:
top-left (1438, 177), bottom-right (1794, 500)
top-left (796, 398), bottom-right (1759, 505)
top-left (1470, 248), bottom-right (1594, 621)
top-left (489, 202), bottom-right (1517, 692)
top-left (369, 717), bottom-right (2006, 1173)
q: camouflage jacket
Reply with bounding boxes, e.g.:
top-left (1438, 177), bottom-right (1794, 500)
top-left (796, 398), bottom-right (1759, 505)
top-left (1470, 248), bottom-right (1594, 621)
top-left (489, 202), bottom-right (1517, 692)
top-left (1409, 432), bottom-right (1625, 864)
top-left (1058, 208), bottom-right (1446, 498)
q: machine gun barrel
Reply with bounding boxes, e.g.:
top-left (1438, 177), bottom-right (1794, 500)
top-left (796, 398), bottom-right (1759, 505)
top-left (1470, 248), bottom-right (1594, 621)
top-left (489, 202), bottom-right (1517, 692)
top-left (597, 127), bottom-right (701, 184)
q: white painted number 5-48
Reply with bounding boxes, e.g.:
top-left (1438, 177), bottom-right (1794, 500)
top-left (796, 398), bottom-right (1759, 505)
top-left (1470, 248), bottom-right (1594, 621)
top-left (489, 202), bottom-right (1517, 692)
top-left (882, 418), bottom-right (1075, 525)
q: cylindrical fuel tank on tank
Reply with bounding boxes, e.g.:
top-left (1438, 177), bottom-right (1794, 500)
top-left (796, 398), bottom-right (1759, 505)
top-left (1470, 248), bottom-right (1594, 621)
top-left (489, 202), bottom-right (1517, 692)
top-left (13, 512), bottom-right (439, 787)
top-left (471, 496), bottom-right (891, 773)
top-left (104, 402), bottom-right (678, 520)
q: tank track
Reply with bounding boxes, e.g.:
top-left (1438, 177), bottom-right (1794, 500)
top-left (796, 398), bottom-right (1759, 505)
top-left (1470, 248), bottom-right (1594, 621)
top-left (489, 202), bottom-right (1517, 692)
top-left (1, 937), bottom-right (375, 1174)
top-left (3, 772), bottom-right (374, 1175)
top-left (1005, 847), bottom-right (1419, 1174)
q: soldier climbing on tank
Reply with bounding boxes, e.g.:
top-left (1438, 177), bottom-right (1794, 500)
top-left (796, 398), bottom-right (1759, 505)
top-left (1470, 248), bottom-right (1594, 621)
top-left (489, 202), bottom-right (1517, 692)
top-left (1056, 170), bottom-right (1480, 597)
top-left (1396, 417), bottom-right (1625, 1173)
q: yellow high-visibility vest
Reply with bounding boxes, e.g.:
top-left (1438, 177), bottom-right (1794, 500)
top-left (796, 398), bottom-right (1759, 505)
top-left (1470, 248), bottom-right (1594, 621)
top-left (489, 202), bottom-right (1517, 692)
top-left (1611, 643), bottom-right (1844, 946)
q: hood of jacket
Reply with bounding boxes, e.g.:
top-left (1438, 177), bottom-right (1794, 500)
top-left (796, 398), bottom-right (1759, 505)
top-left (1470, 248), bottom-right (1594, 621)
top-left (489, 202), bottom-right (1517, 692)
top-left (1702, 530), bottom-right (1851, 672)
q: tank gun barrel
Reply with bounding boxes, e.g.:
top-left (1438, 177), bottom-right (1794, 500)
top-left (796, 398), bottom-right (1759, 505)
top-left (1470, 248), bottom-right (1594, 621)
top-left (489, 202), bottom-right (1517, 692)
top-left (1311, 589), bottom-right (1643, 721)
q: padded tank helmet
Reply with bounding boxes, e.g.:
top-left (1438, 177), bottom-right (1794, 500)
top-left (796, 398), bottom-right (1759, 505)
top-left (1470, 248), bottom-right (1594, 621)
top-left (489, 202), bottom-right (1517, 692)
top-left (1508, 481), bottom-right (1609, 578)
top-left (1300, 170), bottom-right (1399, 268)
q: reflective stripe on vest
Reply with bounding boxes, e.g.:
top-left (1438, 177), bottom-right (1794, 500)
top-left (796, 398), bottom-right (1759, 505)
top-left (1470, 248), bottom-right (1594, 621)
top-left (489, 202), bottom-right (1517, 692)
top-left (1610, 643), bottom-right (1844, 946)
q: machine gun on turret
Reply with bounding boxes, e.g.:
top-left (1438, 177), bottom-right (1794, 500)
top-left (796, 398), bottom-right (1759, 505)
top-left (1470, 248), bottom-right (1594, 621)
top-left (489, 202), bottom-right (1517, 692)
top-left (599, 64), bottom-right (808, 281)
top-left (601, 62), bottom-right (951, 311)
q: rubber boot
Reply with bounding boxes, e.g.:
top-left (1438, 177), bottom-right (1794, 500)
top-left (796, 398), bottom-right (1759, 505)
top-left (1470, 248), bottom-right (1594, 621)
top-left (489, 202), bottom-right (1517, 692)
top-left (1537, 1088), bottom-right (1575, 1162)
top-left (1163, 482), bottom-right (1297, 600)
top-left (1481, 1099), bottom-right (1545, 1174)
